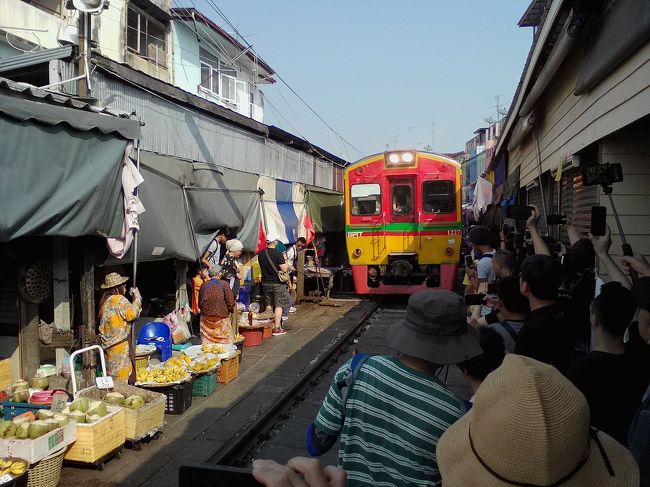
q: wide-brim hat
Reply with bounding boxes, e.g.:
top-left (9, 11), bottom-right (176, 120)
top-left (437, 354), bottom-right (639, 486)
top-left (100, 272), bottom-right (129, 290)
top-left (388, 290), bottom-right (482, 365)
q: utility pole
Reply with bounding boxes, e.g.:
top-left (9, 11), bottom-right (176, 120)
top-left (77, 11), bottom-right (91, 97)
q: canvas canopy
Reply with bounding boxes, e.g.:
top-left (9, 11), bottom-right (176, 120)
top-left (306, 186), bottom-right (344, 234)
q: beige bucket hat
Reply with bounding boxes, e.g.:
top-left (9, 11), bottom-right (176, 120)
top-left (437, 354), bottom-right (639, 486)
top-left (100, 272), bottom-right (129, 290)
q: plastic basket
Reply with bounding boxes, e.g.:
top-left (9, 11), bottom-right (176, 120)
top-left (1, 402), bottom-right (49, 420)
top-left (240, 327), bottom-right (264, 347)
top-left (27, 447), bottom-right (64, 487)
top-left (135, 354), bottom-right (150, 372)
top-left (217, 353), bottom-right (240, 384)
top-left (158, 382), bottom-right (193, 415)
top-left (234, 340), bottom-right (244, 363)
top-left (192, 372), bottom-right (218, 397)
top-left (263, 325), bottom-right (272, 340)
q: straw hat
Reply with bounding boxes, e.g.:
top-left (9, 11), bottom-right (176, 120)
top-left (388, 290), bottom-right (482, 365)
top-left (100, 272), bottom-right (129, 290)
top-left (437, 354), bottom-right (639, 486)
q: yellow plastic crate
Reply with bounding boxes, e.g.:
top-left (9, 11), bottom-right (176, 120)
top-left (217, 352), bottom-right (240, 384)
top-left (0, 359), bottom-right (11, 392)
top-left (64, 406), bottom-right (125, 464)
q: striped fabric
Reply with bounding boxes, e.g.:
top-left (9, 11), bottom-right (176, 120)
top-left (258, 176), bottom-right (308, 244)
top-left (314, 355), bottom-right (464, 487)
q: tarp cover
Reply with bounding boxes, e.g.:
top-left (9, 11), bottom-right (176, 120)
top-left (306, 186), bottom-right (344, 233)
top-left (259, 176), bottom-right (308, 244)
top-left (0, 115), bottom-right (126, 241)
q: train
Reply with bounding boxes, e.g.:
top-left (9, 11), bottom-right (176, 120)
top-left (344, 150), bottom-right (462, 294)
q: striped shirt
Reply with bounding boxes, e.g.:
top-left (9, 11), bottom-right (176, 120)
top-left (314, 355), bottom-right (464, 487)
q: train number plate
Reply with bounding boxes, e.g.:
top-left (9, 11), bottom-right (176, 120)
top-left (347, 232), bottom-right (363, 238)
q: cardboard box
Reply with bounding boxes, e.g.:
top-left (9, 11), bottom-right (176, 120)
top-left (0, 420), bottom-right (77, 463)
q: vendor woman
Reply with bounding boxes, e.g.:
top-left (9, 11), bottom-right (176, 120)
top-left (199, 265), bottom-right (235, 344)
top-left (98, 272), bottom-right (142, 384)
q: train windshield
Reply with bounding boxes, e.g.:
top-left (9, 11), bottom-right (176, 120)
top-left (351, 183), bottom-right (381, 215)
top-left (422, 180), bottom-right (455, 213)
top-left (391, 185), bottom-right (413, 215)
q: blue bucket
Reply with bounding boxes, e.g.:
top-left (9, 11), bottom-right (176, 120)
top-left (238, 285), bottom-right (252, 310)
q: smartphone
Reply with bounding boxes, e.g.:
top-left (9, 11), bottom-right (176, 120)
top-left (179, 464), bottom-right (262, 487)
top-left (465, 294), bottom-right (486, 306)
top-left (506, 205), bottom-right (534, 220)
top-left (464, 255), bottom-right (474, 268)
top-left (591, 206), bottom-right (607, 236)
top-left (546, 214), bottom-right (567, 225)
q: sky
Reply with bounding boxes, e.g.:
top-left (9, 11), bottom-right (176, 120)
top-left (190, 1), bottom-right (534, 161)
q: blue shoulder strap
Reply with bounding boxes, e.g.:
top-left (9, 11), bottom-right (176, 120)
top-left (337, 353), bottom-right (373, 412)
top-left (498, 320), bottom-right (519, 342)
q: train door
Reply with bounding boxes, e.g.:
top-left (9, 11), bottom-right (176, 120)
top-left (387, 177), bottom-right (417, 254)
top-left (419, 178), bottom-right (458, 264)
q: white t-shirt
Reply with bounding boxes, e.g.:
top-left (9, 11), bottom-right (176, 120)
top-left (476, 250), bottom-right (497, 282)
top-left (207, 240), bottom-right (224, 266)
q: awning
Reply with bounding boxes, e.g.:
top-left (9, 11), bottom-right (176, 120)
top-left (0, 46), bottom-right (74, 73)
top-left (0, 114), bottom-right (126, 241)
top-left (306, 186), bottom-right (344, 233)
top-left (259, 176), bottom-right (307, 244)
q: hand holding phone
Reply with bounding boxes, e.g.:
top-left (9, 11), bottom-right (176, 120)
top-left (464, 255), bottom-right (474, 268)
top-left (590, 206), bottom-right (607, 236)
top-left (465, 294), bottom-right (486, 306)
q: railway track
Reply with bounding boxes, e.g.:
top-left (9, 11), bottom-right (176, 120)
top-left (208, 300), bottom-right (408, 467)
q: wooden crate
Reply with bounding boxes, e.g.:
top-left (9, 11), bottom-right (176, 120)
top-left (217, 352), bottom-right (240, 384)
top-left (79, 384), bottom-right (165, 441)
top-left (64, 406), bottom-right (125, 464)
top-left (0, 359), bottom-right (11, 392)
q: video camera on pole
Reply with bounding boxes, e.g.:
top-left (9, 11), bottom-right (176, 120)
top-left (581, 162), bottom-right (638, 283)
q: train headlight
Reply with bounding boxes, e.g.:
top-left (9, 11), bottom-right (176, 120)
top-left (388, 153), bottom-right (400, 164)
top-left (445, 247), bottom-right (454, 256)
top-left (385, 151), bottom-right (416, 167)
top-left (401, 152), bottom-right (414, 163)
top-left (353, 248), bottom-right (362, 258)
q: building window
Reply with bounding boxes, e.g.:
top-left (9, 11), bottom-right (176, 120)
top-left (127, 6), bottom-right (167, 68)
top-left (199, 48), bottom-right (242, 105)
top-left (422, 181), bottom-right (455, 213)
top-left (351, 183), bottom-right (381, 216)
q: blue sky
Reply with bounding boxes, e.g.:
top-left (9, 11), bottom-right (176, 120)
top-left (190, 1), bottom-right (533, 161)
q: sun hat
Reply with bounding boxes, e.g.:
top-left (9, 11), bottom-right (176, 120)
top-left (226, 239), bottom-right (244, 253)
top-left (387, 290), bottom-right (482, 365)
top-left (437, 354), bottom-right (639, 486)
top-left (100, 272), bottom-right (129, 290)
top-left (469, 225), bottom-right (491, 246)
top-left (631, 276), bottom-right (650, 311)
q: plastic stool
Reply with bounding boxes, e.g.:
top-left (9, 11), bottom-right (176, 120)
top-left (137, 322), bottom-right (172, 362)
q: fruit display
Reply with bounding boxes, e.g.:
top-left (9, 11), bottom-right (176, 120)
top-left (234, 334), bottom-right (245, 343)
top-left (136, 358), bottom-right (190, 385)
top-left (61, 399), bottom-right (111, 424)
top-left (201, 344), bottom-right (229, 354)
top-left (0, 458), bottom-right (27, 477)
top-left (188, 356), bottom-right (219, 374)
top-left (123, 395), bottom-right (145, 409)
top-left (0, 409), bottom-right (72, 440)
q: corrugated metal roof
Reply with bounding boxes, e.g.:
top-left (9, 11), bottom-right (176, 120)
top-left (0, 46), bottom-right (74, 73)
top-left (0, 76), bottom-right (142, 139)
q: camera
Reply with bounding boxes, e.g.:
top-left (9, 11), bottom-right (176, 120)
top-left (506, 205), bottom-right (534, 221)
top-left (546, 214), bottom-right (567, 225)
top-left (582, 163), bottom-right (623, 187)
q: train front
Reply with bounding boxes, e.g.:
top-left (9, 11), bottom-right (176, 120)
top-left (344, 150), bottom-right (462, 294)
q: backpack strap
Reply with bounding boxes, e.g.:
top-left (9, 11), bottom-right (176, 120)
top-left (498, 320), bottom-right (519, 343)
top-left (337, 353), bottom-right (373, 413)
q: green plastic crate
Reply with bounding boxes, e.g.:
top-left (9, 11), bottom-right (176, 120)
top-left (192, 371), bottom-right (218, 397)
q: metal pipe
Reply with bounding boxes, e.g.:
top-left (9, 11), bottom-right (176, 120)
top-left (132, 141), bottom-right (140, 287)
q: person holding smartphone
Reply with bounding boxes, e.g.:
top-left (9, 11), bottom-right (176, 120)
top-left (465, 226), bottom-right (497, 294)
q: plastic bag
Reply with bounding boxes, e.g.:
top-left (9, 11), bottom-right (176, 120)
top-left (171, 320), bottom-right (191, 344)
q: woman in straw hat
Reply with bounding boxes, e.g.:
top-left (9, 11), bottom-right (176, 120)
top-left (98, 272), bottom-right (142, 384)
top-left (437, 354), bottom-right (639, 486)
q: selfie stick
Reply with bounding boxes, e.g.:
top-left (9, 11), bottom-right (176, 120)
top-left (602, 184), bottom-right (638, 284)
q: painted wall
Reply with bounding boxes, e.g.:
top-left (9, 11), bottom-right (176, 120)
top-left (0, 0), bottom-right (61, 50)
top-left (171, 22), bottom-right (200, 93)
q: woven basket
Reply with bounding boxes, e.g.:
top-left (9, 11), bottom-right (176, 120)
top-left (27, 447), bottom-right (65, 487)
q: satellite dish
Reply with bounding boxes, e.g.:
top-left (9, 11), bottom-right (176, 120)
top-left (68, 0), bottom-right (107, 14)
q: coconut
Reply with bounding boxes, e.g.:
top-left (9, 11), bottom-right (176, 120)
top-left (61, 406), bottom-right (70, 415)
top-left (68, 410), bottom-right (86, 424)
top-left (0, 420), bottom-right (12, 437)
top-left (124, 395), bottom-right (145, 409)
top-left (44, 419), bottom-right (59, 432)
top-left (12, 416), bottom-right (31, 425)
top-left (16, 422), bottom-right (30, 439)
top-left (3, 423), bottom-right (17, 438)
top-left (31, 376), bottom-right (49, 390)
top-left (37, 410), bottom-right (55, 421)
top-left (85, 414), bottom-right (103, 423)
top-left (12, 380), bottom-right (29, 392)
top-left (28, 421), bottom-right (50, 439)
top-left (104, 392), bottom-right (125, 406)
top-left (69, 397), bottom-right (89, 413)
top-left (53, 414), bottom-right (69, 428)
top-left (11, 389), bottom-right (29, 403)
top-left (87, 401), bottom-right (108, 417)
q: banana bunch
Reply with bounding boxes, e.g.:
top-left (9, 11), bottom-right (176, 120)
top-left (189, 357), bottom-right (219, 374)
top-left (136, 359), bottom-right (188, 384)
top-left (201, 344), bottom-right (228, 354)
top-left (234, 334), bottom-right (245, 343)
top-left (0, 458), bottom-right (27, 477)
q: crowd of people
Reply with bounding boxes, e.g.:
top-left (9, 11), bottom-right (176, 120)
top-left (251, 206), bottom-right (650, 486)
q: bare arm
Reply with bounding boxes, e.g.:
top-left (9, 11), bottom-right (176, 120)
top-left (589, 225), bottom-right (631, 288)
top-left (526, 207), bottom-right (551, 256)
top-left (565, 220), bottom-right (581, 246)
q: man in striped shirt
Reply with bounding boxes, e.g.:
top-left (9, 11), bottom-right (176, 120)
top-left (308, 290), bottom-right (482, 486)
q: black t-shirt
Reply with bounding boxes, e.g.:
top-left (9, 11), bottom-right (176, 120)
top-left (626, 321), bottom-right (650, 387)
top-left (514, 303), bottom-right (573, 370)
top-left (259, 248), bottom-right (286, 284)
top-left (564, 351), bottom-right (647, 445)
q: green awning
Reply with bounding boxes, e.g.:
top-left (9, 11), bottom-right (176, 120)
top-left (306, 186), bottom-right (344, 233)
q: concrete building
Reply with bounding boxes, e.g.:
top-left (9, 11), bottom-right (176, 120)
top-left (495, 0), bottom-right (650, 258)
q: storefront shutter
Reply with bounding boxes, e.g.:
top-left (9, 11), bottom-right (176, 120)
top-left (526, 184), bottom-right (547, 234)
top-left (559, 168), bottom-right (599, 242)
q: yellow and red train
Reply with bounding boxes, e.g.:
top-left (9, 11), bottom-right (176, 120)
top-left (344, 150), bottom-right (462, 294)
